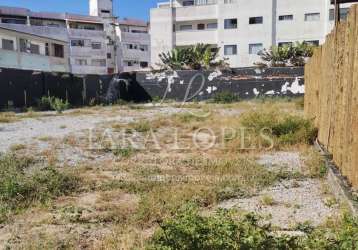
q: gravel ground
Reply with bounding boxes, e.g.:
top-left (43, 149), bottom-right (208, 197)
top-left (0, 106), bottom-right (181, 153)
top-left (257, 152), bottom-right (302, 172)
top-left (219, 179), bottom-right (338, 228)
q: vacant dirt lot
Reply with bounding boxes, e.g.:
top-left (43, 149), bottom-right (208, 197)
top-left (0, 100), bottom-right (345, 249)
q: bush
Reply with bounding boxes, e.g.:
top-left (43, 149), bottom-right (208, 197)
top-left (240, 110), bottom-right (317, 146)
top-left (158, 43), bottom-right (228, 70)
top-left (303, 215), bottom-right (358, 249)
top-left (212, 91), bottom-right (240, 104)
top-left (0, 154), bottom-right (80, 222)
top-left (50, 98), bottom-right (70, 114)
top-left (258, 42), bottom-right (315, 67)
top-left (37, 96), bottom-right (54, 111)
top-left (147, 204), bottom-right (299, 250)
top-left (147, 204), bottom-right (358, 250)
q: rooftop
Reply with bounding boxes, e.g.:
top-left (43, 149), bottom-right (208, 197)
top-left (0, 6), bottom-right (103, 23)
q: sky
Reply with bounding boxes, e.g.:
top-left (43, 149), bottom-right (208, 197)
top-left (0, 0), bottom-right (165, 21)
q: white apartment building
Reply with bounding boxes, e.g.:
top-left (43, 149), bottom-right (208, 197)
top-left (150, 0), bottom-right (354, 68)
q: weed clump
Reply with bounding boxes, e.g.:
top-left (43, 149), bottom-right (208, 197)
top-left (212, 91), bottom-right (240, 104)
top-left (0, 154), bottom-right (80, 223)
top-left (147, 204), bottom-right (358, 250)
top-left (147, 204), bottom-right (299, 250)
top-left (240, 110), bottom-right (317, 146)
top-left (50, 97), bottom-right (70, 114)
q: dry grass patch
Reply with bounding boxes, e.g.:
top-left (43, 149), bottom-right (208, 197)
top-left (302, 147), bottom-right (327, 178)
top-left (9, 143), bottom-right (27, 152)
top-left (0, 112), bottom-right (18, 123)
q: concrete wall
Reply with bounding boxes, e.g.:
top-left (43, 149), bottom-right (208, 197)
top-left (136, 67), bottom-right (304, 101)
top-left (305, 5), bottom-right (358, 188)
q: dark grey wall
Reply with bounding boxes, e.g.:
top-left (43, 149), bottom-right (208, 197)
top-left (0, 67), bottom-right (304, 109)
top-left (136, 67), bottom-right (304, 101)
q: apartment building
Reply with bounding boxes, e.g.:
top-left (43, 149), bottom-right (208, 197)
top-left (116, 18), bottom-right (150, 72)
top-left (0, 24), bottom-right (69, 72)
top-left (0, 6), bottom-right (111, 75)
top-left (150, 0), bottom-right (354, 68)
top-left (89, 0), bottom-right (151, 72)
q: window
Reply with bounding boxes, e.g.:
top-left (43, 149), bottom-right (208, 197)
top-left (249, 43), bottom-right (263, 55)
top-left (224, 45), bottom-right (237, 55)
top-left (126, 44), bottom-right (138, 50)
top-left (53, 44), bottom-right (64, 58)
top-left (45, 43), bottom-right (50, 56)
top-left (71, 40), bottom-right (85, 47)
top-left (183, 0), bottom-right (194, 6)
top-left (139, 45), bottom-right (148, 51)
top-left (329, 8), bottom-right (350, 21)
top-left (224, 19), bottom-right (237, 29)
top-left (279, 15), bottom-right (293, 21)
top-left (107, 53), bottom-right (112, 59)
top-left (278, 42), bottom-right (293, 47)
top-left (140, 61), bottom-right (149, 68)
top-left (91, 59), bottom-right (106, 67)
top-left (304, 40), bottom-right (319, 46)
top-left (207, 23), bottom-right (218, 29)
top-left (305, 13), bottom-right (320, 21)
top-left (179, 25), bottom-right (192, 31)
top-left (249, 16), bottom-right (263, 24)
top-left (30, 43), bottom-right (40, 54)
top-left (75, 59), bottom-right (87, 66)
top-left (125, 60), bottom-right (138, 66)
top-left (1, 18), bottom-right (26, 24)
top-left (19, 39), bottom-right (29, 53)
top-left (131, 30), bottom-right (147, 33)
top-left (91, 42), bottom-right (102, 49)
top-left (101, 9), bottom-right (111, 14)
top-left (2, 39), bottom-right (14, 51)
top-left (197, 23), bottom-right (205, 30)
top-left (84, 26), bottom-right (96, 30)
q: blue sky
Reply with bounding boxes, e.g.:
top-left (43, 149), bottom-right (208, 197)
top-left (0, 0), bottom-right (164, 20)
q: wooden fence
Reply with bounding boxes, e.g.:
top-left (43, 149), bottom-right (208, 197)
top-left (304, 4), bottom-right (358, 188)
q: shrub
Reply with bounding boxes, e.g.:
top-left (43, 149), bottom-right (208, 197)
top-left (147, 204), bottom-right (358, 250)
top-left (240, 110), bottom-right (317, 146)
top-left (37, 96), bottom-right (54, 111)
top-left (147, 204), bottom-right (299, 250)
top-left (0, 154), bottom-right (80, 223)
top-left (50, 98), bottom-right (70, 114)
top-left (303, 215), bottom-right (358, 249)
top-left (258, 42), bottom-right (315, 67)
top-left (158, 43), bottom-right (228, 70)
top-left (212, 91), bottom-right (240, 104)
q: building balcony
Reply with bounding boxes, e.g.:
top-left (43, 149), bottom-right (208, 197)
top-left (69, 46), bottom-right (107, 57)
top-left (175, 29), bottom-right (217, 46)
top-left (68, 28), bottom-right (106, 38)
top-left (122, 48), bottom-right (150, 61)
top-left (0, 49), bottom-right (69, 72)
top-left (174, 4), bottom-right (218, 21)
top-left (119, 31), bottom-right (150, 43)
